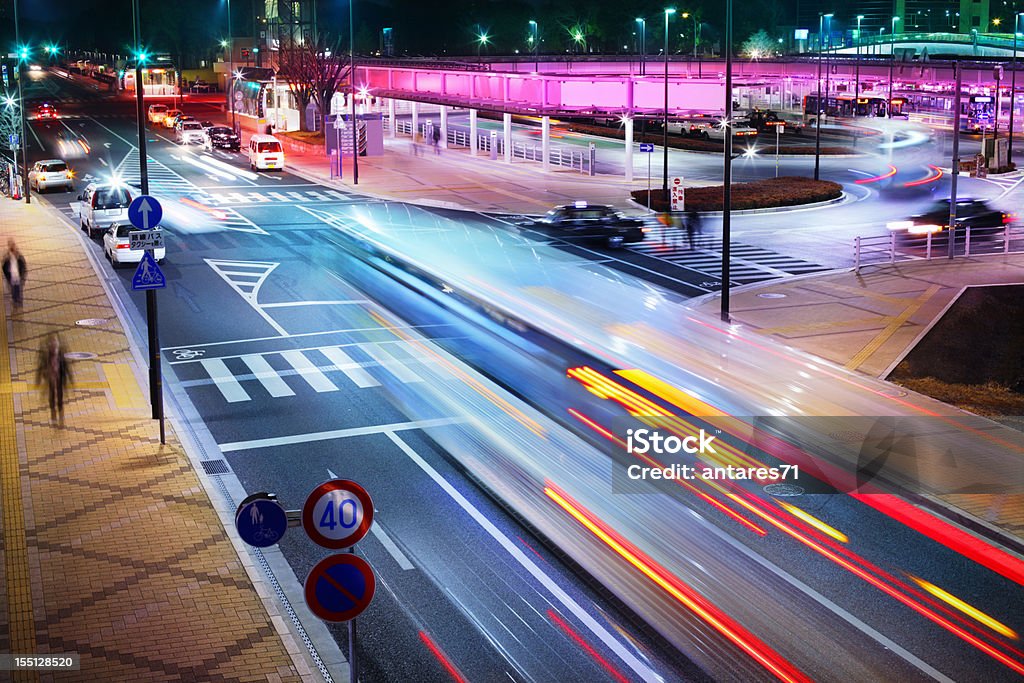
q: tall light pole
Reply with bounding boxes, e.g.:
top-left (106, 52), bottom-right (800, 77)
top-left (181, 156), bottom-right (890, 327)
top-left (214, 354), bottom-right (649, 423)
top-left (476, 27), bottom-right (489, 62)
top-left (855, 15), bottom-right (864, 103)
top-left (681, 12), bottom-right (699, 55)
top-left (224, 0), bottom-right (235, 132)
top-left (350, 0), bottom-right (359, 185)
top-left (721, 0), bottom-right (733, 323)
top-left (663, 8), bottom-right (676, 195)
top-left (888, 16), bottom-right (900, 118)
top-left (12, 1), bottom-right (29, 203)
top-left (635, 18), bottom-right (646, 76)
top-left (529, 20), bottom-right (539, 72)
top-left (814, 13), bottom-right (825, 180)
top-left (1010, 11), bottom-right (1022, 167)
top-left (824, 13), bottom-right (833, 125)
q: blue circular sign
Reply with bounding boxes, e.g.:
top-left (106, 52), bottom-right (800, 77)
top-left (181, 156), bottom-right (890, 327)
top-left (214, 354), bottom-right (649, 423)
top-left (305, 554), bottom-right (375, 622)
top-left (127, 195), bottom-right (163, 230)
top-left (235, 495), bottom-right (288, 548)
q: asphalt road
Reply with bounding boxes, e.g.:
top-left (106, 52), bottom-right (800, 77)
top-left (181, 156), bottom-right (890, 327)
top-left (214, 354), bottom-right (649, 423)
top-left (18, 69), bottom-right (1024, 682)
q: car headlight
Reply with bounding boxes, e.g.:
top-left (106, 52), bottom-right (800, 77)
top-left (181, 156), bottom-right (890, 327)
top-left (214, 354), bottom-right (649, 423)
top-left (908, 223), bottom-right (944, 235)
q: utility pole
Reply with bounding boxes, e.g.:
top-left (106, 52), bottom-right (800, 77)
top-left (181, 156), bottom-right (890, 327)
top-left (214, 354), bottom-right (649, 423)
top-left (814, 13), bottom-right (823, 181)
top-left (12, 0), bottom-right (30, 204)
top-left (350, 0), bottom-right (359, 185)
top-left (721, 0), bottom-right (733, 323)
top-left (949, 60), bottom-right (963, 260)
top-left (663, 8), bottom-right (676, 196)
top-left (1010, 11), bottom-right (1021, 167)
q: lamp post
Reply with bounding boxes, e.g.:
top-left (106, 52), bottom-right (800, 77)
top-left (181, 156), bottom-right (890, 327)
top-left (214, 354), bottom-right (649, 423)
top-left (476, 27), bottom-right (489, 61)
top-left (663, 8), bottom-right (676, 195)
top-left (1010, 12), bottom-right (1023, 167)
top-left (681, 12), bottom-right (699, 55)
top-left (636, 18), bottom-right (646, 76)
top-left (814, 13), bottom-right (825, 180)
top-left (888, 16), bottom-right (900, 118)
top-left (721, 0), bottom-right (733, 323)
top-left (824, 13), bottom-right (833, 127)
top-left (12, 1), bottom-right (29, 203)
top-left (350, 0), bottom-right (359, 185)
top-left (855, 15), bottom-right (864, 102)
top-left (224, 0), bottom-right (235, 132)
top-left (529, 20), bottom-right (539, 72)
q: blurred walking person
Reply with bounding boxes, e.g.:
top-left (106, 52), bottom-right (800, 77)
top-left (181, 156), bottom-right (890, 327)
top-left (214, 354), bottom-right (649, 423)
top-left (36, 335), bottom-right (72, 426)
top-left (2, 238), bottom-right (26, 309)
top-left (685, 209), bottom-right (703, 250)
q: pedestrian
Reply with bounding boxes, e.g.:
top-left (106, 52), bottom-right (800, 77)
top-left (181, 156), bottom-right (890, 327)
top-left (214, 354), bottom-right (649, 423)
top-left (432, 125), bottom-right (441, 154)
top-left (685, 209), bottom-right (703, 250)
top-left (2, 238), bottom-right (27, 309)
top-left (36, 334), bottom-right (72, 426)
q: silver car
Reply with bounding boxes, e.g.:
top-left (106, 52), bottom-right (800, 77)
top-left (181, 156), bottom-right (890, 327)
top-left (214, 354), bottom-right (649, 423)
top-left (78, 183), bottom-right (132, 238)
top-left (177, 120), bottom-right (205, 145)
top-left (28, 159), bottom-right (74, 192)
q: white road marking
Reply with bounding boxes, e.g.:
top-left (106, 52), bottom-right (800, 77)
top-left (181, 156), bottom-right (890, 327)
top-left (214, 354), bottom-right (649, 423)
top-left (240, 354), bottom-right (295, 398)
top-left (319, 346), bottom-right (381, 388)
top-left (200, 358), bottom-right (250, 403)
top-left (218, 417), bottom-right (464, 452)
top-left (360, 342), bottom-right (423, 383)
top-left (280, 350), bottom-right (338, 393)
top-left (385, 431), bottom-right (662, 683)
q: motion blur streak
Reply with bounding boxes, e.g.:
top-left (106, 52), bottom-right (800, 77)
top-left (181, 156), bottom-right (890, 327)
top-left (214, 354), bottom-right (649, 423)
top-left (776, 502), bottom-right (849, 543)
top-left (854, 165), bottom-right (898, 184)
top-left (908, 576), bottom-right (1019, 640)
top-left (418, 631), bottom-right (468, 683)
top-left (367, 310), bottom-right (545, 436)
top-left (614, 369), bottom-right (728, 417)
top-left (547, 610), bottom-right (632, 683)
top-left (567, 406), bottom-right (768, 536)
top-left (903, 164), bottom-right (943, 188)
top-left (722, 487), bottom-right (1024, 675)
top-left (544, 484), bottom-right (811, 683)
top-left (179, 196), bottom-right (230, 221)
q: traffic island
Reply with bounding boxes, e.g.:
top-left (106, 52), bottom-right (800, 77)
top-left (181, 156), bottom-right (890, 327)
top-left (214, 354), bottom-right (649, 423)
top-left (632, 176), bottom-right (843, 212)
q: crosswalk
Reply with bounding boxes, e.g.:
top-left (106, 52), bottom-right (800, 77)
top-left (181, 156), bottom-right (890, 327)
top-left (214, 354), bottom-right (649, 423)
top-left (174, 341), bottom-right (430, 403)
top-left (630, 225), bottom-right (828, 286)
top-left (115, 151), bottom-right (267, 234)
top-left (197, 188), bottom-right (358, 206)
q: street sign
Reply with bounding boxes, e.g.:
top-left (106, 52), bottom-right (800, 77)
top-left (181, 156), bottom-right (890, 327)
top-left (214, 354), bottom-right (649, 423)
top-left (639, 142), bottom-right (654, 152)
top-left (129, 229), bottom-right (164, 251)
top-left (778, 125), bottom-right (785, 135)
top-left (302, 479), bottom-right (374, 550)
top-left (127, 195), bottom-right (162, 231)
top-left (235, 493), bottom-right (289, 548)
top-left (131, 251), bottom-right (166, 290)
top-left (304, 554), bottom-right (376, 622)
top-left (670, 176), bottom-right (685, 212)
top-left (8, 133), bottom-right (18, 151)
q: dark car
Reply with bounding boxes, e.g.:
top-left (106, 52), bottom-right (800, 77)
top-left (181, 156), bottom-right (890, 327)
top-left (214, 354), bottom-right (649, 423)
top-left (203, 126), bottom-right (241, 152)
top-left (887, 198), bottom-right (1014, 243)
top-left (522, 203), bottom-right (647, 248)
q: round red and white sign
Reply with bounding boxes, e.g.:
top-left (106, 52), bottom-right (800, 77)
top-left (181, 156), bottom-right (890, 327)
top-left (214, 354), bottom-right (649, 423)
top-left (302, 479), bottom-right (374, 550)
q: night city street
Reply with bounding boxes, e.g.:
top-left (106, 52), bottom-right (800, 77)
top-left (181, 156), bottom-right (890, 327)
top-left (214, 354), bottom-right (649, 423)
top-left (1, 1), bottom-right (1024, 682)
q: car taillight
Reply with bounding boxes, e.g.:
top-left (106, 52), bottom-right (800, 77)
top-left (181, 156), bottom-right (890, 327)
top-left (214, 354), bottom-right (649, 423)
top-left (1003, 213), bottom-right (1014, 224)
top-left (116, 243), bottom-right (130, 249)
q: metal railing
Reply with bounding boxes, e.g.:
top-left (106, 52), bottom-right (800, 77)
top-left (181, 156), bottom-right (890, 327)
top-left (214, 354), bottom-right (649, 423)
top-left (854, 224), bottom-right (1024, 271)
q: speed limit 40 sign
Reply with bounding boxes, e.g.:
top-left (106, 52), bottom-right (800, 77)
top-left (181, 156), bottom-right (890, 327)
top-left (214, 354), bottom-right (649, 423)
top-left (302, 479), bottom-right (374, 549)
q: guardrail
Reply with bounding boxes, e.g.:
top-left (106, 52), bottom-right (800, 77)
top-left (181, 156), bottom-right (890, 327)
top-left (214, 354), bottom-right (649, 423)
top-left (854, 224), bottom-right (1024, 271)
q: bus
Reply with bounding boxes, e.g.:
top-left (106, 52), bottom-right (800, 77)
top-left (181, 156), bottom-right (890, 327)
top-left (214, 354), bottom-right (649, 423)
top-left (894, 91), bottom-right (996, 133)
top-left (802, 92), bottom-right (900, 124)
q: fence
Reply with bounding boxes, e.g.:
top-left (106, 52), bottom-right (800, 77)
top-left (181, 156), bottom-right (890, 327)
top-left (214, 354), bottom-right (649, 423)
top-left (854, 224), bottom-right (1024, 271)
top-left (383, 117), bottom-right (592, 173)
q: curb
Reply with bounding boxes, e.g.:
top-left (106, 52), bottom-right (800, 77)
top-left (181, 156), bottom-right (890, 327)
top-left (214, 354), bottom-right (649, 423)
top-left (628, 191), bottom-right (848, 217)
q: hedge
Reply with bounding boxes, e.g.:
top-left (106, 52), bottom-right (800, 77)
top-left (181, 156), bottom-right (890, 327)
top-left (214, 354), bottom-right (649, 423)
top-left (632, 176), bottom-right (843, 212)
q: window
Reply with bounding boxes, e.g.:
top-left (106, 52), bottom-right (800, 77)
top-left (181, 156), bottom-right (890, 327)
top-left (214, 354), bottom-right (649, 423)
top-left (94, 187), bottom-right (131, 210)
top-left (42, 162), bottom-right (67, 173)
top-left (257, 141), bottom-right (282, 153)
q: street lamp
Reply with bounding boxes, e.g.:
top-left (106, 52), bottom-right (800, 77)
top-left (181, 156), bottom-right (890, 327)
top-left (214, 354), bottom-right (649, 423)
top-left (1010, 12), bottom-right (1023, 167)
top-left (635, 18), bottom-right (646, 76)
top-left (814, 13), bottom-right (828, 180)
top-left (855, 15), bottom-right (864, 102)
top-left (11, 0), bottom-right (29, 204)
top-left (888, 16), bottom-right (900, 118)
top-left (476, 27), bottom-right (490, 60)
top-left (681, 12), bottom-right (699, 56)
top-left (529, 20), bottom-right (539, 72)
top-left (223, 0), bottom-right (235, 133)
top-left (663, 8), bottom-right (676, 195)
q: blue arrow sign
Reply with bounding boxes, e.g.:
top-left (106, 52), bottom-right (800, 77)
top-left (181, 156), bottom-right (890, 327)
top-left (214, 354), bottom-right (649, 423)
top-left (128, 195), bottom-right (162, 231)
top-left (235, 496), bottom-right (288, 548)
top-left (131, 251), bottom-right (166, 290)
top-left (639, 143), bottom-right (655, 152)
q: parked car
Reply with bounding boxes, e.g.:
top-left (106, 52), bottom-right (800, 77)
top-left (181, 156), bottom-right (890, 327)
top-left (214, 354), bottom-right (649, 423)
top-left (667, 117), bottom-right (758, 141)
top-left (520, 202), bottom-right (647, 248)
top-left (887, 198), bottom-right (1014, 242)
top-left (147, 104), bottom-right (168, 125)
top-left (198, 120), bottom-right (215, 131)
top-left (177, 120), bottom-right (206, 145)
top-left (248, 134), bottom-right (285, 170)
top-left (78, 183), bottom-right (132, 237)
top-left (189, 80), bottom-right (213, 93)
top-left (103, 224), bottom-right (165, 267)
top-left (28, 159), bottom-right (73, 193)
top-left (173, 115), bottom-right (196, 133)
top-left (203, 125), bottom-right (241, 152)
top-left (162, 109), bottom-right (183, 128)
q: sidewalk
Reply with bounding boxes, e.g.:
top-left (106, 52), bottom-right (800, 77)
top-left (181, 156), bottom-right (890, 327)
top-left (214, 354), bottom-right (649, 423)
top-left (696, 255), bottom-right (1024, 543)
top-left (0, 198), bottom-right (315, 681)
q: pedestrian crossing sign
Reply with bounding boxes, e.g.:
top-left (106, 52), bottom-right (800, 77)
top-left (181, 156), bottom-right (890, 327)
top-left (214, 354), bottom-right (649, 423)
top-left (132, 252), bottom-right (166, 290)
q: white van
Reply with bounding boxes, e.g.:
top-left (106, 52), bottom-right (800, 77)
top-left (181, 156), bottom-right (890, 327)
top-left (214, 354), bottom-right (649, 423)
top-left (248, 134), bottom-right (285, 171)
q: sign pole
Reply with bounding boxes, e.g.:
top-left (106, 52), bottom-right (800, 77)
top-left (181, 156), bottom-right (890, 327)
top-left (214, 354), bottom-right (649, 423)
top-left (647, 152), bottom-right (651, 211)
top-left (348, 546), bottom-right (358, 683)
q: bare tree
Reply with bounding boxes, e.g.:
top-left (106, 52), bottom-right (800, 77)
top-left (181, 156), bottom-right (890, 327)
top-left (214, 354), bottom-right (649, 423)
top-left (275, 33), bottom-right (350, 132)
